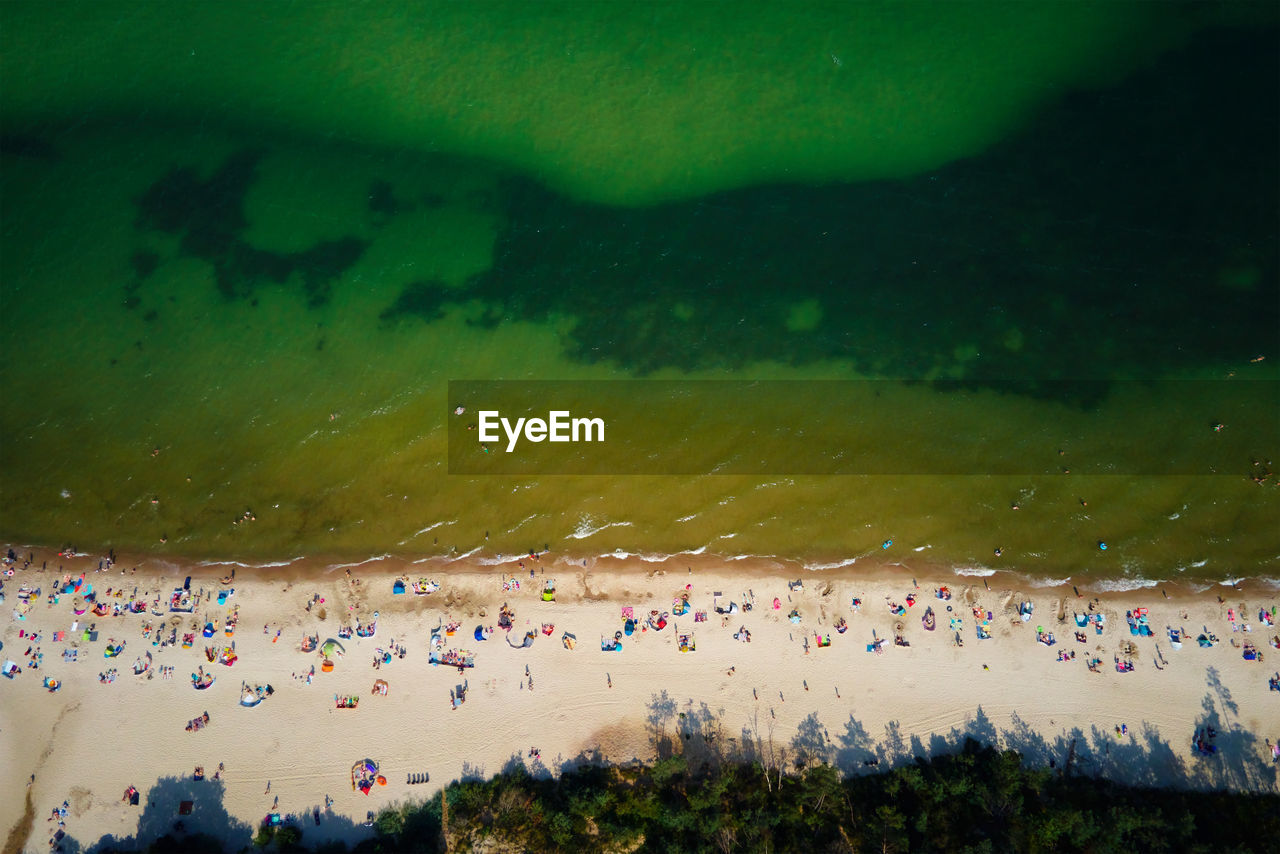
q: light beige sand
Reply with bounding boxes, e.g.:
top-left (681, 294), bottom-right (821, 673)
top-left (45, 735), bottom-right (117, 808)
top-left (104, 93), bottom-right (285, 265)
top-left (2, 548), bottom-right (1278, 851)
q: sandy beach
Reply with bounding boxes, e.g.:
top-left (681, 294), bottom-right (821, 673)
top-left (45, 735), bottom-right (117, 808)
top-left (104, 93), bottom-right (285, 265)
top-left (2, 547), bottom-right (1278, 852)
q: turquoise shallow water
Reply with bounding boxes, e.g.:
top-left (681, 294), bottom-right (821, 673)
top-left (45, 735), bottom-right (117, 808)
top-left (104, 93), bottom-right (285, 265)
top-left (1, 5), bottom-right (1277, 583)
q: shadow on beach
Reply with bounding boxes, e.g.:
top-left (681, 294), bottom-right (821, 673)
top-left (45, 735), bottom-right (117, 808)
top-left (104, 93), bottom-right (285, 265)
top-left (60, 774), bottom-right (369, 854)
top-left (637, 674), bottom-right (1277, 794)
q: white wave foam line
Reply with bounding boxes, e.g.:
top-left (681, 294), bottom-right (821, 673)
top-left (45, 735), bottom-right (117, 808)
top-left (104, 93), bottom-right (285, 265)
top-left (1255, 577), bottom-right (1280, 590)
top-left (1218, 578), bottom-right (1246, 588)
top-left (803, 557), bottom-right (859, 571)
top-left (407, 524), bottom-right (458, 537)
top-left (327, 554), bottom-right (391, 571)
top-left (724, 553), bottom-right (782, 563)
top-left (1028, 576), bottom-right (1072, 589)
top-left (753, 479), bottom-right (795, 490)
top-left (912, 545), bottom-right (932, 552)
top-left (446, 547), bottom-right (483, 563)
top-left (639, 546), bottom-right (706, 563)
top-left (598, 550), bottom-right (635, 560)
top-left (198, 557), bottom-right (303, 569)
top-left (295, 427), bottom-right (325, 447)
top-left (567, 519), bottom-right (633, 540)
top-left (505, 513), bottom-right (543, 535)
top-left (475, 554), bottom-right (528, 566)
top-left (397, 520), bottom-right (457, 545)
top-left (953, 567), bottom-right (997, 577)
top-left (675, 514), bottom-right (699, 523)
top-left (718, 533), bottom-right (738, 539)
top-left (1091, 577), bottom-right (1159, 593)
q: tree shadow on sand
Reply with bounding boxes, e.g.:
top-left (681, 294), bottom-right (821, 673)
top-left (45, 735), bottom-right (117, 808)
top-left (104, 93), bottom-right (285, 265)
top-left (68, 774), bottom-right (371, 853)
top-left (790, 712), bottom-right (834, 770)
top-left (644, 689), bottom-right (679, 759)
top-left (499, 748), bottom-right (556, 781)
top-left (458, 761), bottom-right (488, 783)
top-left (728, 690), bottom-right (1278, 793)
top-left (1183, 666), bottom-right (1277, 792)
top-left (69, 775), bottom-right (247, 853)
top-left (674, 699), bottom-right (726, 770)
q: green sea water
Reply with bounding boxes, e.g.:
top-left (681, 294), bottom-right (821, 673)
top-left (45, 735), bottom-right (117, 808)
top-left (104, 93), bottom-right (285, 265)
top-left (1, 3), bottom-right (1277, 584)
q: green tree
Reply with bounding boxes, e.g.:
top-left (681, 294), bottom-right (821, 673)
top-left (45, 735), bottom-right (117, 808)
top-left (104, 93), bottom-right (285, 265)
top-left (274, 824), bottom-right (303, 851)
